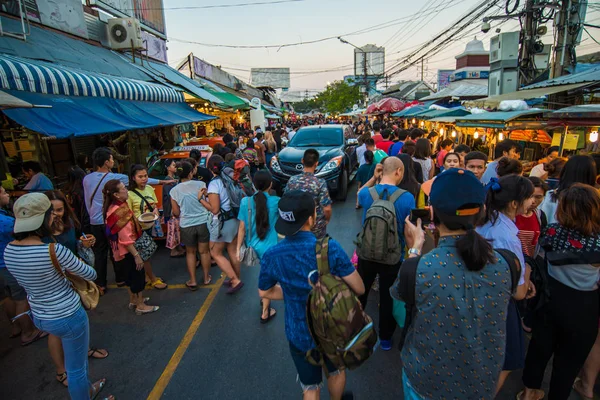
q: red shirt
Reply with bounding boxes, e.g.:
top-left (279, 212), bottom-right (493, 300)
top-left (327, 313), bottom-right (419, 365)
top-left (516, 213), bottom-right (541, 257)
top-left (372, 133), bottom-right (383, 144)
top-left (436, 149), bottom-right (448, 168)
top-left (376, 140), bottom-right (394, 154)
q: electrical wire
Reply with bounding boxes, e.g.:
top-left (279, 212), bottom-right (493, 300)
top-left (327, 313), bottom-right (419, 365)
top-left (116, 0), bottom-right (305, 11)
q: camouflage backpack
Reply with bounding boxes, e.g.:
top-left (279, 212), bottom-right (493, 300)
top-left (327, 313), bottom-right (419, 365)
top-left (305, 237), bottom-right (377, 371)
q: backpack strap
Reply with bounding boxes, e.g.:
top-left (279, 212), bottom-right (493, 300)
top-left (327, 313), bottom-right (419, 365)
top-left (368, 187), bottom-right (379, 202)
top-left (390, 255), bottom-right (421, 351)
top-left (495, 248), bottom-right (521, 295)
top-left (315, 237), bottom-right (331, 276)
top-left (88, 173), bottom-right (109, 208)
top-left (388, 188), bottom-right (406, 203)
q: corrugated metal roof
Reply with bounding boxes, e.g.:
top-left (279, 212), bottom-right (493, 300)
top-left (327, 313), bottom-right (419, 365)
top-left (418, 107), bottom-right (470, 120)
top-left (455, 109), bottom-right (544, 123)
top-left (0, 16), bottom-right (151, 82)
top-left (462, 82), bottom-right (589, 108)
top-left (522, 65), bottom-right (600, 89)
top-left (420, 83), bottom-right (488, 101)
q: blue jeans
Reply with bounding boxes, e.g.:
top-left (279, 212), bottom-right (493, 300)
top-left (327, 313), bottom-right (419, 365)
top-left (33, 306), bottom-right (91, 399)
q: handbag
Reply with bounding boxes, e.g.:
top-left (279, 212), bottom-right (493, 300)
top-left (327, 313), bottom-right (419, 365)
top-left (165, 217), bottom-right (181, 250)
top-left (134, 231), bottom-right (158, 262)
top-left (239, 197), bottom-right (260, 267)
top-left (77, 240), bottom-right (95, 266)
top-left (49, 243), bottom-right (99, 311)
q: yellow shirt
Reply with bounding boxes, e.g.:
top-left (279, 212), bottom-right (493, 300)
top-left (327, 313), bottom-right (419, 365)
top-left (127, 185), bottom-right (158, 219)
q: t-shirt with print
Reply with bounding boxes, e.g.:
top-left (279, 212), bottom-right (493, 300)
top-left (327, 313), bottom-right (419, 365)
top-left (258, 232), bottom-right (355, 352)
top-left (169, 180), bottom-right (210, 228)
top-left (284, 172), bottom-right (332, 239)
top-left (393, 236), bottom-right (512, 399)
top-left (516, 213), bottom-right (541, 258)
top-left (208, 177), bottom-right (232, 212)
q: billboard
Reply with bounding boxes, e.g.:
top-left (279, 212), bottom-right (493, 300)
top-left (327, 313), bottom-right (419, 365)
top-left (354, 44), bottom-right (385, 77)
top-left (141, 31), bottom-right (167, 63)
top-left (89, 0), bottom-right (166, 38)
top-left (250, 68), bottom-right (291, 89)
top-left (1, 0), bottom-right (88, 38)
top-left (437, 70), bottom-right (454, 90)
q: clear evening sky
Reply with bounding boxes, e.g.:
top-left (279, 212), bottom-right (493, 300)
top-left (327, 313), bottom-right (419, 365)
top-left (163, 0), bottom-right (600, 91)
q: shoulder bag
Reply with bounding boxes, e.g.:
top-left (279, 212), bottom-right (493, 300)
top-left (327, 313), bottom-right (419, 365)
top-left (88, 173), bottom-right (109, 208)
top-left (239, 197), bottom-right (260, 267)
top-left (49, 243), bottom-right (99, 310)
top-left (134, 231), bottom-right (158, 262)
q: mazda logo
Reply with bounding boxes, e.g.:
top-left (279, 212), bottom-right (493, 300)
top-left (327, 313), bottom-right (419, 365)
top-left (295, 164), bottom-right (303, 170)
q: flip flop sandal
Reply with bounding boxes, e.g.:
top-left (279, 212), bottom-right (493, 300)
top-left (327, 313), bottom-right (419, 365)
top-left (56, 371), bottom-right (68, 387)
top-left (260, 308), bottom-right (277, 324)
top-left (91, 379), bottom-right (107, 400)
top-left (203, 275), bottom-right (212, 285)
top-left (516, 389), bottom-right (545, 400)
top-left (21, 330), bottom-right (49, 346)
top-left (226, 281), bottom-right (244, 295)
top-left (88, 348), bottom-right (109, 359)
top-left (186, 282), bottom-right (199, 291)
top-left (573, 380), bottom-right (594, 400)
top-left (135, 305), bottom-right (160, 316)
top-left (223, 279), bottom-right (232, 287)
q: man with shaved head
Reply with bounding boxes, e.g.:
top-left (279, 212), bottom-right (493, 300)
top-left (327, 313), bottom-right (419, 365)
top-left (357, 156), bottom-right (415, 351)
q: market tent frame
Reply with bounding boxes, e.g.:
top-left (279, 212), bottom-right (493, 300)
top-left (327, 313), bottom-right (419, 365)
top-left (391, 106), bottom-right (429, 117)
top-left (462, 82), bottom-right (590, 109)
top-left (0, 90), bottom-right (50, 109)
top-left (455, 109), bottom-right (545, 129)
top-left (546, 104), bottom-right (600, 127)
top-left (415, 107), bottom-right (471, 120)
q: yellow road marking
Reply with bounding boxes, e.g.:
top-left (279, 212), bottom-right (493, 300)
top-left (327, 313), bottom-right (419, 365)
top-left (108, 283), bottom-right (220, 290)
top-left (146, 275), bottom-right (225, 400)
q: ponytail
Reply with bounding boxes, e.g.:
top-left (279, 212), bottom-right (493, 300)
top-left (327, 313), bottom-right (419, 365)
top-left (455, 229), bottom-right (496, 272)
top-left (252, 170), bottom-right (273, 240)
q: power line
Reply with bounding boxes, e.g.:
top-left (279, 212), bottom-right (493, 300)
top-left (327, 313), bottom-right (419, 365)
top-left (117, 0), bottom-right (305, 11)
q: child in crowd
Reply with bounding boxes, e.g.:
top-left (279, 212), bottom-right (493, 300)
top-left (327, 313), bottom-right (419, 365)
top-left (355, 150), bottom-right (375, 209)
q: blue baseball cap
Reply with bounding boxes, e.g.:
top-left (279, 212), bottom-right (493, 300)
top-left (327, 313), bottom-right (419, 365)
top-left (430, 168), bottom-right (486, 216)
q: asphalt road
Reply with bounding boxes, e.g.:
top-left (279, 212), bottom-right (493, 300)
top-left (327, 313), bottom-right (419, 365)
top-left (0, 181), bottom-right (585, 399)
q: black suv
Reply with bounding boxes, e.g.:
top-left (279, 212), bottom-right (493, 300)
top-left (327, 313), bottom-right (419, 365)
top-left (269, 124), bottom-right (358, 201)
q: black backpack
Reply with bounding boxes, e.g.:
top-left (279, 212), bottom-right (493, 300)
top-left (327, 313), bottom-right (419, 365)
top-left (392, 248), bottom-right (522, 351)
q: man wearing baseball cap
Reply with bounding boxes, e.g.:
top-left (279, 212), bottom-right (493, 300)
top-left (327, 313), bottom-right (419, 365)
top-left (391, 169), bottom-right (515, 399)
top-left (258, 190), bottom-right (364, 399)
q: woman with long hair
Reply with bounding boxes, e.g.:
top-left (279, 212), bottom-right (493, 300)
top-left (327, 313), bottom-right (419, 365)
top-left (476, 175), bottom-right (536, 393)
top-left (4, 193), bottom-right (114, 400)
top-left (541, 155), bottom-right (597, 224)
top-left (520, 184), bottom-right (600, 400)
top-left (170, 161), bottom-right (212, 290)
top-left (200, 155), bottom-right (244, 294)
top-left (412, 138), bottom-right (435, 182)
top-left (236, 170), bottom-right (280, 322)
top-left (396, 154), bottom-right (425, 208)
top-left (103, 180), bottom-right (159, 315)
top-left (127, 164), bottom-right (167, 290)
top-left (63, 166), bottom-right (90, 234)
top-left (264, 131), bottom-right (277, 166)
top-left (44, 190), bottom-right (109, 388)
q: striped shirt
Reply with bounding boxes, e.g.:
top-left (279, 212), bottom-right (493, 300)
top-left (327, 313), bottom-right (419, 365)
top-left (4, 243), bottom-right (97, 320)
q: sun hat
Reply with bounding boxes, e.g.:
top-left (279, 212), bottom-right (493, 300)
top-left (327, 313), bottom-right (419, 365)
top-left (13, 193), bottom-right (52, 233)
top-left (275, 190), bottom-right (316, 236)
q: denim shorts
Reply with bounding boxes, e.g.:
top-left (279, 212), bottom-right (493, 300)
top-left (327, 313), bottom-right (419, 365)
top-left (0, 267), bottom-right (27, 301)
top-left (288, 342), bottom-right (340, 391)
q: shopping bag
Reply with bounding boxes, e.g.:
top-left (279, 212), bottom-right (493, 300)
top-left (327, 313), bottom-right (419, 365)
top-left (166, 218), bottom-right (181, 250)
top-left (392, 298), bottom-right (407, 328)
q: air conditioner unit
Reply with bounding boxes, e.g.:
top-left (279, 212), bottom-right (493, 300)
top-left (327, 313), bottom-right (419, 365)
top-left (489, 69), bottom-right (518, 96)
top-left (107, 18), bottom-right (143, 50)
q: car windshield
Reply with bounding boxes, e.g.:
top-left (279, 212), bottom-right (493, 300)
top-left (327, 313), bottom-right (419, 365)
top-left (288, 128), bottom-right (344, 147)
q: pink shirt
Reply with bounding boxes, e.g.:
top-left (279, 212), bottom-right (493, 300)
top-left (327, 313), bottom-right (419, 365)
top-left (436, 149), bottom-right (448, 168)
top-left (106, 204), bottom-right (138, 261)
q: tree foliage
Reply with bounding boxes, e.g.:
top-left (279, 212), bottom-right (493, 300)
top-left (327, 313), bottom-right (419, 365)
top-left (291, 80), bottom-right (362, 114)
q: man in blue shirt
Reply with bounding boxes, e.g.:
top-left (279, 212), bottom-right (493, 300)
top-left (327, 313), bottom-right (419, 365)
top-left (0, 187), bottom-right (47, 345)
top-left (357, 156), bottom-right (415, 351)
top-left (21, 161), bottom-right (53, 191)
top-left (259, 191), bottom-right (364, 399)
top-left (388, 129), bottom-right (408, 156)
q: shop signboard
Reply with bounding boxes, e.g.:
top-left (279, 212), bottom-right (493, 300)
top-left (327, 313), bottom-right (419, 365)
top-left (552, 133), bottom-right (580, 150)
top-left (1, 0), bottom-right (88, 38)
top-left (141, 31), bottom-right (167, 63)
top-left (510, 130), bottom-right (552, 144)
top-left (437, 70), bottom-right (454, 90)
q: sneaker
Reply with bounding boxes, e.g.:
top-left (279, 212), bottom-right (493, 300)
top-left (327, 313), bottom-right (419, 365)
top-left (380, 339), bottom-right (392, 351)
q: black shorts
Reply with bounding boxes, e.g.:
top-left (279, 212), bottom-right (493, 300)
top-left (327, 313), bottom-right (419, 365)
top-left (288, 342), bottom-right (340, 391)
top-left (180, 223), bottom-right (210, 247)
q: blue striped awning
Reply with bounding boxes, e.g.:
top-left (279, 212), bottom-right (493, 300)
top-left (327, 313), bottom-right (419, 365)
top-left (0, 54), bottom-right (184, 103)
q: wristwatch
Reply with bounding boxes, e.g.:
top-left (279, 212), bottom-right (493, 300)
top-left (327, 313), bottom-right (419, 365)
top-left (408, 248), bottom-right (421, 257)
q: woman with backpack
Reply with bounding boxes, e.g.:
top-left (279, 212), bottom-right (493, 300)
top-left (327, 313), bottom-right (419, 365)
top-left (520, 184), bottom-right (600, 400)
top-left (200, 155), bottom-right (244, 295)
top-left (540, 155), bottom-right (597, 224)
top-left (236, 170), bottom-right (280, 322)
top-left (476, 174), bottom-right (536, 394)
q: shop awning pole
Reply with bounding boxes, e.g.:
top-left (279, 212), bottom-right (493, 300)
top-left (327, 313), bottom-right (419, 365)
top-left (558, 125), bottom-right (568, 157)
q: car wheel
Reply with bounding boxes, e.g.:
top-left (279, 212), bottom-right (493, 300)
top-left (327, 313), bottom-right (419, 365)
top-left (336, 169), bottom-right (348, 202)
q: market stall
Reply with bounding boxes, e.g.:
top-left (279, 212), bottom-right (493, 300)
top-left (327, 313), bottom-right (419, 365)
top-left (546, 104), bottom-right (600, 155)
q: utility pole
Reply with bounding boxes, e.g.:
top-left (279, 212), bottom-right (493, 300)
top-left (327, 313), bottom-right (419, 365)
top-left (551, 0), bottom-right (582, 79)
top-left (420, 58), bottom-right (424, 82)
top-left (519, 0), bottom-right (538, 86)
top-left (363, 51), bottom-right (369, 98)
